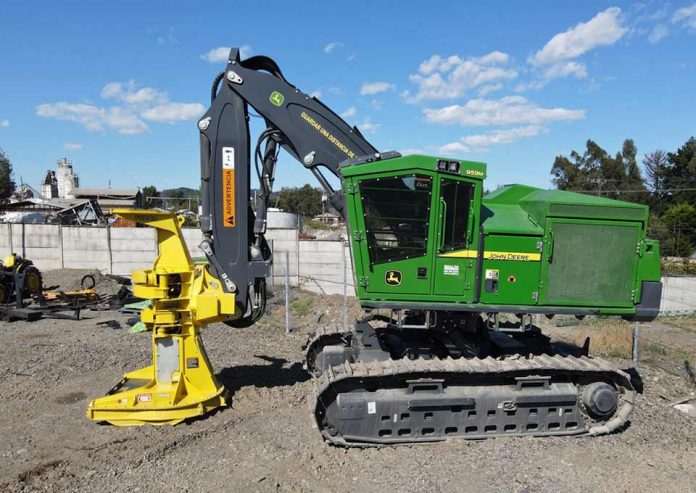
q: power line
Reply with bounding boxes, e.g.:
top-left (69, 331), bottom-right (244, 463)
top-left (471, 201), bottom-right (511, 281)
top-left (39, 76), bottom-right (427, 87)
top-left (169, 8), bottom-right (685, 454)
top-left (566, 187), bottom-right (696, 195)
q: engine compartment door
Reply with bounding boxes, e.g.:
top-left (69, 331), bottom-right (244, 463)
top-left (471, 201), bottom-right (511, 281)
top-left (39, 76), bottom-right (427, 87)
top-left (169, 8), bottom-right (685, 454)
top-left (540, 219), bottom-right (640, 307)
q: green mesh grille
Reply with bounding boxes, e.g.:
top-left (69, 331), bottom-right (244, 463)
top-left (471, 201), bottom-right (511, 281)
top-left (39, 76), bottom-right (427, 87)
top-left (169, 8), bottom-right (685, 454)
top-left (546, 222), bottom-right (638, 305)
top-left (549, 204), bottom-right (645, 221)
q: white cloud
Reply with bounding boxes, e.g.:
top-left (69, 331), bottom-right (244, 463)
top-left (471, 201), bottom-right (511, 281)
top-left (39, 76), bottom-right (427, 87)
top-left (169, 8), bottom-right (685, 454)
top-left (404, 51), bottom-right (517, 103)
top-left (520, 8), bottom-right (626, 88)
top-left (423, 96), bottom-right (586, 126)
top-left (478, 83), bottom-right (503, 97)
top-left (529, 7), bottom-right (627, 67)
top-left (437, 125), bottom-right (546, 155)
top-left (37, 103), bottom-right (116, 132)
top-left (438, 142), bottom-right (470, 155)
top-left (630, 3), bottom-right (672, 42)
top-left (358, 118), bottom-right (381, 134)
top-left (328, 86), bottom-right (344, 95)
top-left (324, 42), bottom-right (343, 54)
top-left (360, 81), bottom-right (395, 96)
top-left (340, 106), bottom-right (356, 118)
top-left (141, 102), bottom-right (205, 123)
top-left (156, 27), bottom-right (176, 45)
top-left (515, 61), bottom-right (588, 91)
top-left (543, 61), bottom-right (587, 80)
top-left (37, 80), bottom-right (204, 134)
top-left (239, 45), bottom-right (252, 58)
top-left (370, 99), bottom-right (382, 110)
top-left (672, 4), bottom-right (696, 30)
top-left (63, 143), bottom-right (82, 150)
top-left (462, 125), bottom-right (546, 150)
top-left (648, 24), bottom-right (669, 43)
top-left (347, 54), bottom-right (357, 62)
top-left (0, 119), bottom-right (9, 128)
top-left (310, 90), bottom-right (322, 98)
top-left (100, 82), bottom-right (125, 99)
top-left (101, 81), bottom-right (166, 105)
top-left (399, 148), bottom-right (425, 155)
top-left (200, 45), bottom-right (252, 63)
top-left (105, 107), bottom-right (151, 134)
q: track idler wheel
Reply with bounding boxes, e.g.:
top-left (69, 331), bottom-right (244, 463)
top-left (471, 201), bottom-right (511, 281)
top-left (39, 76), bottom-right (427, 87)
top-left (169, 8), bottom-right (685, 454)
top-left (582, 382), bottom-right (618, 419)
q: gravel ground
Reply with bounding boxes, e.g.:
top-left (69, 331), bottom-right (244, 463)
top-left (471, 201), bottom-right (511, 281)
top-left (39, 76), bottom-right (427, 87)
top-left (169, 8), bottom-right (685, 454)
top-left (1, 284), bottom-right (695, 492)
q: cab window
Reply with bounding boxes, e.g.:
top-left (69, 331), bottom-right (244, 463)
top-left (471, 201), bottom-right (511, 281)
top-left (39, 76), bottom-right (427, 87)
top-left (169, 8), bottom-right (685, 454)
top-left (440, 179), bottom-right (472, 252)
top-left (359, 174), bottom-right (432, 265)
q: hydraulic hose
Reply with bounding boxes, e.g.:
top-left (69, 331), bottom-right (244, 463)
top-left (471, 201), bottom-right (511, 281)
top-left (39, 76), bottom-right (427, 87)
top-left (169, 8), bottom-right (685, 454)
top-left (210, 71), bottom-right (225, 103)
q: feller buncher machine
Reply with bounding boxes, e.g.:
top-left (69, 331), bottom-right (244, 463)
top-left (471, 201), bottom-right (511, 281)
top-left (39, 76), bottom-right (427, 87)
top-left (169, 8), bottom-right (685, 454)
top-left (87, 48), bottom-right (662, 445)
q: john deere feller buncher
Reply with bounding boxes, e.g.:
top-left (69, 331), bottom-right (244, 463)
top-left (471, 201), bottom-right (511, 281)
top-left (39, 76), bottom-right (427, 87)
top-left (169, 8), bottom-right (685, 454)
top-left (87, 48), bottom-right (662, 445)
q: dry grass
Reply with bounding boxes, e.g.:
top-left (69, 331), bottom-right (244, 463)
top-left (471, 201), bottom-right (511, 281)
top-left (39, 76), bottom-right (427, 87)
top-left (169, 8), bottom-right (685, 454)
top-left (550, 316), bottom-right (695, 363)
top-left (551, 319), bottom-right (633, 358)
top-left (660, 316), bottom-right (696, 333)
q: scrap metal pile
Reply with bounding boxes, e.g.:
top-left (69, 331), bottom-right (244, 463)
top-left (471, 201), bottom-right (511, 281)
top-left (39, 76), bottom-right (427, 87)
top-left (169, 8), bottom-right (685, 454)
top-left (0, 255), bottom-right (138, 322)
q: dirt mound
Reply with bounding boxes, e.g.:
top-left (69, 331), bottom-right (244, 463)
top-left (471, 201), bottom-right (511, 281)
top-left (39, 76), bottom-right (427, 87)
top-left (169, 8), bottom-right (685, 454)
top-left (41, 268), bottom-right (122, 295)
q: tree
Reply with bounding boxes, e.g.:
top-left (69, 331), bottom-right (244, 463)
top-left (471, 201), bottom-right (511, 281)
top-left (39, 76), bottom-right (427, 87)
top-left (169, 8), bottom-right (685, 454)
top-left (619, 139), bottom-right (645, 203)
top-left (142, 185), bottom-right (159, 208)
top-left (276, 184), bottom-right (323, 217)
top-left (550, 151), bottom-right (583, 190)
top-left (642, 150), bottom-right (668, 197)
top-left (165, 188), bottom-right (186, 211)
top-left (663, 136), bottom-right (696, 205)
top-left (660, 202), bottom-right (696, 257)
top-left (0, 149), bottom-right (16, 204)
top-left (550, 139), bottom-right (645, 201)
top-left (551, 136), bottom-right (696, 258)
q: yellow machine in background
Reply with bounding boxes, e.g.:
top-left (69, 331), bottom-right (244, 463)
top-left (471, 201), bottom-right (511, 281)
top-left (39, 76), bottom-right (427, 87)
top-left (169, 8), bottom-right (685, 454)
top-left (0, 254), bottom-right (43, 304)
top-left (87, 209), bottom-right (236, 425)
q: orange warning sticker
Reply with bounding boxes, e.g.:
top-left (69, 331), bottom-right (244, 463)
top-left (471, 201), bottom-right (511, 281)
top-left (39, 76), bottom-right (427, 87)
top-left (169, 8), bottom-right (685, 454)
top-left (222, 146), bottom-right (235, 227)
top-left (223, 169), bottom-right (235, 227)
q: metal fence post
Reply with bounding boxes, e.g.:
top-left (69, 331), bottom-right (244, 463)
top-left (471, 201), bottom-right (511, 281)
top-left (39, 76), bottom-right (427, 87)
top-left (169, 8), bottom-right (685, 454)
top-left (343, 242), bottom-right (348, 331)
top-left (7, 223), bottom-right (13, 255)
top-left (106, 226), bottom-right (113, 274)
top-left (285, 250), bottom-right (291, 334)
top-left (21, 222), bottom-right (26, 258)
top-left (632, 322), bottom-right (639, 365)
top-left (58, 224), bottom-right (65, 268)
top-left (296, 226), bottom-right (300, 286)
top-left (269, 239), bottom-right (275, 286)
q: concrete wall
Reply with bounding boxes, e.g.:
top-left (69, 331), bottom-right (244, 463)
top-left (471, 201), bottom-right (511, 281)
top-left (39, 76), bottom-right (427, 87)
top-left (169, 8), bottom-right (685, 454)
top-left (660, 276), bottom-right (696, 313)
top-left (0, 223), bottom-right (692, 308)
top-left (0, 224), bottom-right (353, 295)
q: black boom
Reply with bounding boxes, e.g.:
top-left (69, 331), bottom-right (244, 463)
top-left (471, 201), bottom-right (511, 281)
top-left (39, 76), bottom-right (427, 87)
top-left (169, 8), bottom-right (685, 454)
top-left (197, 47), bottom-right (377, 324)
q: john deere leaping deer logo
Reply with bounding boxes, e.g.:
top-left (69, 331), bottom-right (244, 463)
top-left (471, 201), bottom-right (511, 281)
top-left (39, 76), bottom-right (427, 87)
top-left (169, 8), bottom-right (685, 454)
top-left (385, 270), bottom-right (402, 286)
top-left (269, 91), bottom-right (284, 107)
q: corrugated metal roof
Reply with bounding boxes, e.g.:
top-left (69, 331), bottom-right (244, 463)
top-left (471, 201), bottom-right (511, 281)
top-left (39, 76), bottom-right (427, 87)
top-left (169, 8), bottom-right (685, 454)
top-left (74, 188), bottom-right (140, 198)
top-left (1, 200), bottom-right (64, 210)
top-left (95, 199), bottom-right (138, 208)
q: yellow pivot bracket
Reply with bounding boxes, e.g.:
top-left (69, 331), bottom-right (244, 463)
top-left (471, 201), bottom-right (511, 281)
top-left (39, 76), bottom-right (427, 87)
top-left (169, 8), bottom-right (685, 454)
top-left (87, 209), bottom-right (237, 425)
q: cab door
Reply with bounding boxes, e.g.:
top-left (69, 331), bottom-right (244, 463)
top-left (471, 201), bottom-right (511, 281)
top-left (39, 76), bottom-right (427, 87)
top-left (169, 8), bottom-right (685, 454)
top-left (355, 173), bottom-right (436, 296)
top-left (433, 177), bottom-right (477, 299)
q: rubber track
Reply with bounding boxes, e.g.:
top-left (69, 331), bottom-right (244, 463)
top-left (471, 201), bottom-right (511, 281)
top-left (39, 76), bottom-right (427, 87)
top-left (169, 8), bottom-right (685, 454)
top-left (302, 326), bottom-right (352, 372)
top-left (310, 354), bottom-right (635, 446)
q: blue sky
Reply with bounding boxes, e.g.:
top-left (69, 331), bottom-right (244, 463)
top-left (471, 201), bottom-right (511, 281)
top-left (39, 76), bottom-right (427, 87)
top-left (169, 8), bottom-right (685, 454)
top-left (1, 1), bottom-right (695, 192)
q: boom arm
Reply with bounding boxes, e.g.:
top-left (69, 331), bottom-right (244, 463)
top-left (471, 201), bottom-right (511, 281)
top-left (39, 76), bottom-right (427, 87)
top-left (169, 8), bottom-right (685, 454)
top-left (197, 47), bottom-right (379, 325)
